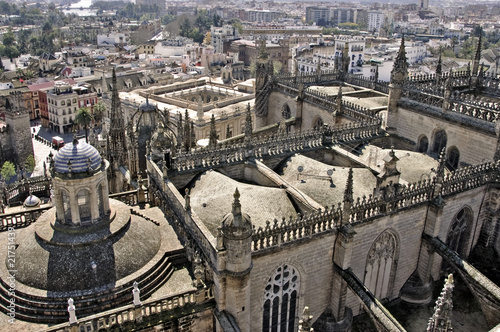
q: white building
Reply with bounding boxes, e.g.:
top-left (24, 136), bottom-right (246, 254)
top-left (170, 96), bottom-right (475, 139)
top-left (368, 11), bottom-right (385, 34)
top-left (211, 25), bottom-right (239, 54)
top-left (297, 37), bottom-right (366, 74)
top-left (97, 33), bottom-right (129, 47)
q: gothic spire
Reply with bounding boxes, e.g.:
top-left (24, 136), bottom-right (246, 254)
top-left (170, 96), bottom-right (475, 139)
top-left (108, 67), bottom-right (127, 166)
top-left (209, 114), bottom-right (217, 148)
top-left (258, 38), bottom-right (268, 61)
top-left (232, 188), bottom-right (242, 219)
top-left (426, 274), bottom-right (454, 332)
top-left (342, 167), bottom-right (354, 225)
top-left (244, 103), bottom-right (253, 140)
top-left (336, 85), bottom-right (343, 114)
top-left (391, 34), bottom-right (408, 84)
top-left (472, 29), bottom-right (482, 76)
top-left (344, 167), bottom-right (354, 205)
top-left (110, 67), bottom-right (124, 129)
top-left (436, 51), bottom-right (442, 76)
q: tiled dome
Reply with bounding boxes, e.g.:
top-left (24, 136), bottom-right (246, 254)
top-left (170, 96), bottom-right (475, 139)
top-left (54, 141), bottom-right (101, 173)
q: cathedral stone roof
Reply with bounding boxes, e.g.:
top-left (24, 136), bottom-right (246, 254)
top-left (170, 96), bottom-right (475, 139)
top-left (279, 154), bottom-right (377, 207)
top-left (357, 146), bottom-right (442, 184)
top-left (54, 141), bottom-right (102, 173)
top-left (189, 170), bottom-right (297, 236)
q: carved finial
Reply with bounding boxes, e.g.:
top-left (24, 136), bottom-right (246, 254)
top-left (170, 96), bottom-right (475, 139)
top-left (426, 274), bottom-right (454, 332)
top-left (258, 38), bottom-right (268, 60)
top-left (132, 281), bottom-right (141, 306)
top-left (68, 298), bottom-right (77, 324)
top-left (244, 103), bottom-right (253, 142)
top-left (344, 167), bottom-right (354, 204)
top-left (185, 188), bottom-right (191, 211)
top-left (209, 114), bottom-right (217, 148)
top-left (472, 29), bottom-right (482, 76)
top-left (298, 306), bottom-right (314, 332)
top-left (436, 51), bottom-right (442, 76)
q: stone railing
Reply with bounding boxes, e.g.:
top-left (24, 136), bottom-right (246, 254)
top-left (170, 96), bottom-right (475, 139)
top-left (147, 159), bottom-right (218, 265)
top-left (172, 119), bottom-right (381, 173)
top-left (407, 71), bottom-right (471, 88)
top-left (479, 74), bottom-right (500, 95)
top-left (273, 82), bottom-right (378, 122)
top-left (349, 180), bottom-right (433, 224)
top-left (447, 100), bottom-right (499, 122)
top-left (251, 161), bottom-right (500, 252)
top-left (109, 189), bottom-right (148, 205)
top-left (440, 162), bottom-right (500, 196)
top-left (401, 89), bottom-right (444, 109)
top-left (4, 175), bottom-right (51, 205)
top-left (0, 206), bottom-right (51, 231)
top-left (42, 287), bottom-right (214, 332)
top-left (252, 206), bottom-right (342, 251)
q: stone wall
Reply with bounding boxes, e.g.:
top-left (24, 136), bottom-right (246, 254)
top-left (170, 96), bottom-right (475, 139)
top-left (390, 106), bottom-right (496, 165)
top-left (250, 233), bottom-right (336, 331)
top-left (2, 110), bottom-right (34, 166)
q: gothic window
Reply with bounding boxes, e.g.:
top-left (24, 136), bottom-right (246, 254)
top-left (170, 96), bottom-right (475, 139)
top-left (262, 264), bottom-right (299, 332)
top-left (417, 135), bottom-right (429, 153)
top-left (282, 104), bottom-right (291, 119)
top-left (77, 189), bottom-right (91, 223)
top-left (62, 190), bottom-right (72, 224)
top-left (364, 231), bottom-right (397, 300)
top-left (313, 117), bottom-right (324, 131)
top-left (446, 147), bottom-right (460, 171)
top-left (431, 130), bottom-right (447, 155)
top-left (446, 207), bottom-right (472, 256)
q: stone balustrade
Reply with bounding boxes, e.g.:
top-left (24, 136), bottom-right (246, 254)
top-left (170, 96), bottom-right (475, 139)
top-left (252, 160), bottom-right (500, 252)
top-left (0, 206), bottom-right (51, 231)
top-left (172, 119), bottom-right (381, 173)
top-left (42, 288), bottom-right (214, 332)
top-left (252, 207), bottom-right (342, 251)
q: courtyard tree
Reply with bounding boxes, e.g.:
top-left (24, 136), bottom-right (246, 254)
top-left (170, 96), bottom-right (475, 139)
top-left (1, 161), bottom-right (16, 182)
top-left (25, 155), bottom-right (35, 173)
top-left (92, 101), bottom-right (106, 128)
top-left (75, 107), bottom-right (93, 143)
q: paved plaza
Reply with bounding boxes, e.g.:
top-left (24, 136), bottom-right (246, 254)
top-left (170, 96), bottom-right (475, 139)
top-left (30, 122), bottom-right (86, 177)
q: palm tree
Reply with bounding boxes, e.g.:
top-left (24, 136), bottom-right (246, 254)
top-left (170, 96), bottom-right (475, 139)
top-left (16, 67), bottom-right (24, 79)
top-left (75, 107), bottom-right (93, 143)
top-left (92, 101), bottom-right (106, 128)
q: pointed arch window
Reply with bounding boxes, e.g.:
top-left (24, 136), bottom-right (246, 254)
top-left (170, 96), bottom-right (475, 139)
top-left (282, 104), bottom-right (291, 119)
top-left (262, 264), bottom-right (299, 332)
top-left (313, 117), bottom-right (324, 131)
top-left (364, 231), bottom-right (397, 300)
top-left (446, 208), bottom-right (472, 256)
top-left (432, 130), bottom-right (447, 155)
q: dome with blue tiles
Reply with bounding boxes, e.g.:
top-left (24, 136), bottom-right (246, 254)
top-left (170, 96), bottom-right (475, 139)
top-left (54, 139), bottom-right (102, 174)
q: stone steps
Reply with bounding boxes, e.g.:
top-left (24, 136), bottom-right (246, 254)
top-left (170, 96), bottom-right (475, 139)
top-left (0, 248), bottom-right (184, 323)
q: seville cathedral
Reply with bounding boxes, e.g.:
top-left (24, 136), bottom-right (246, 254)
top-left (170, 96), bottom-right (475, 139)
top-left (1, 37), bottom-right (500, 332)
